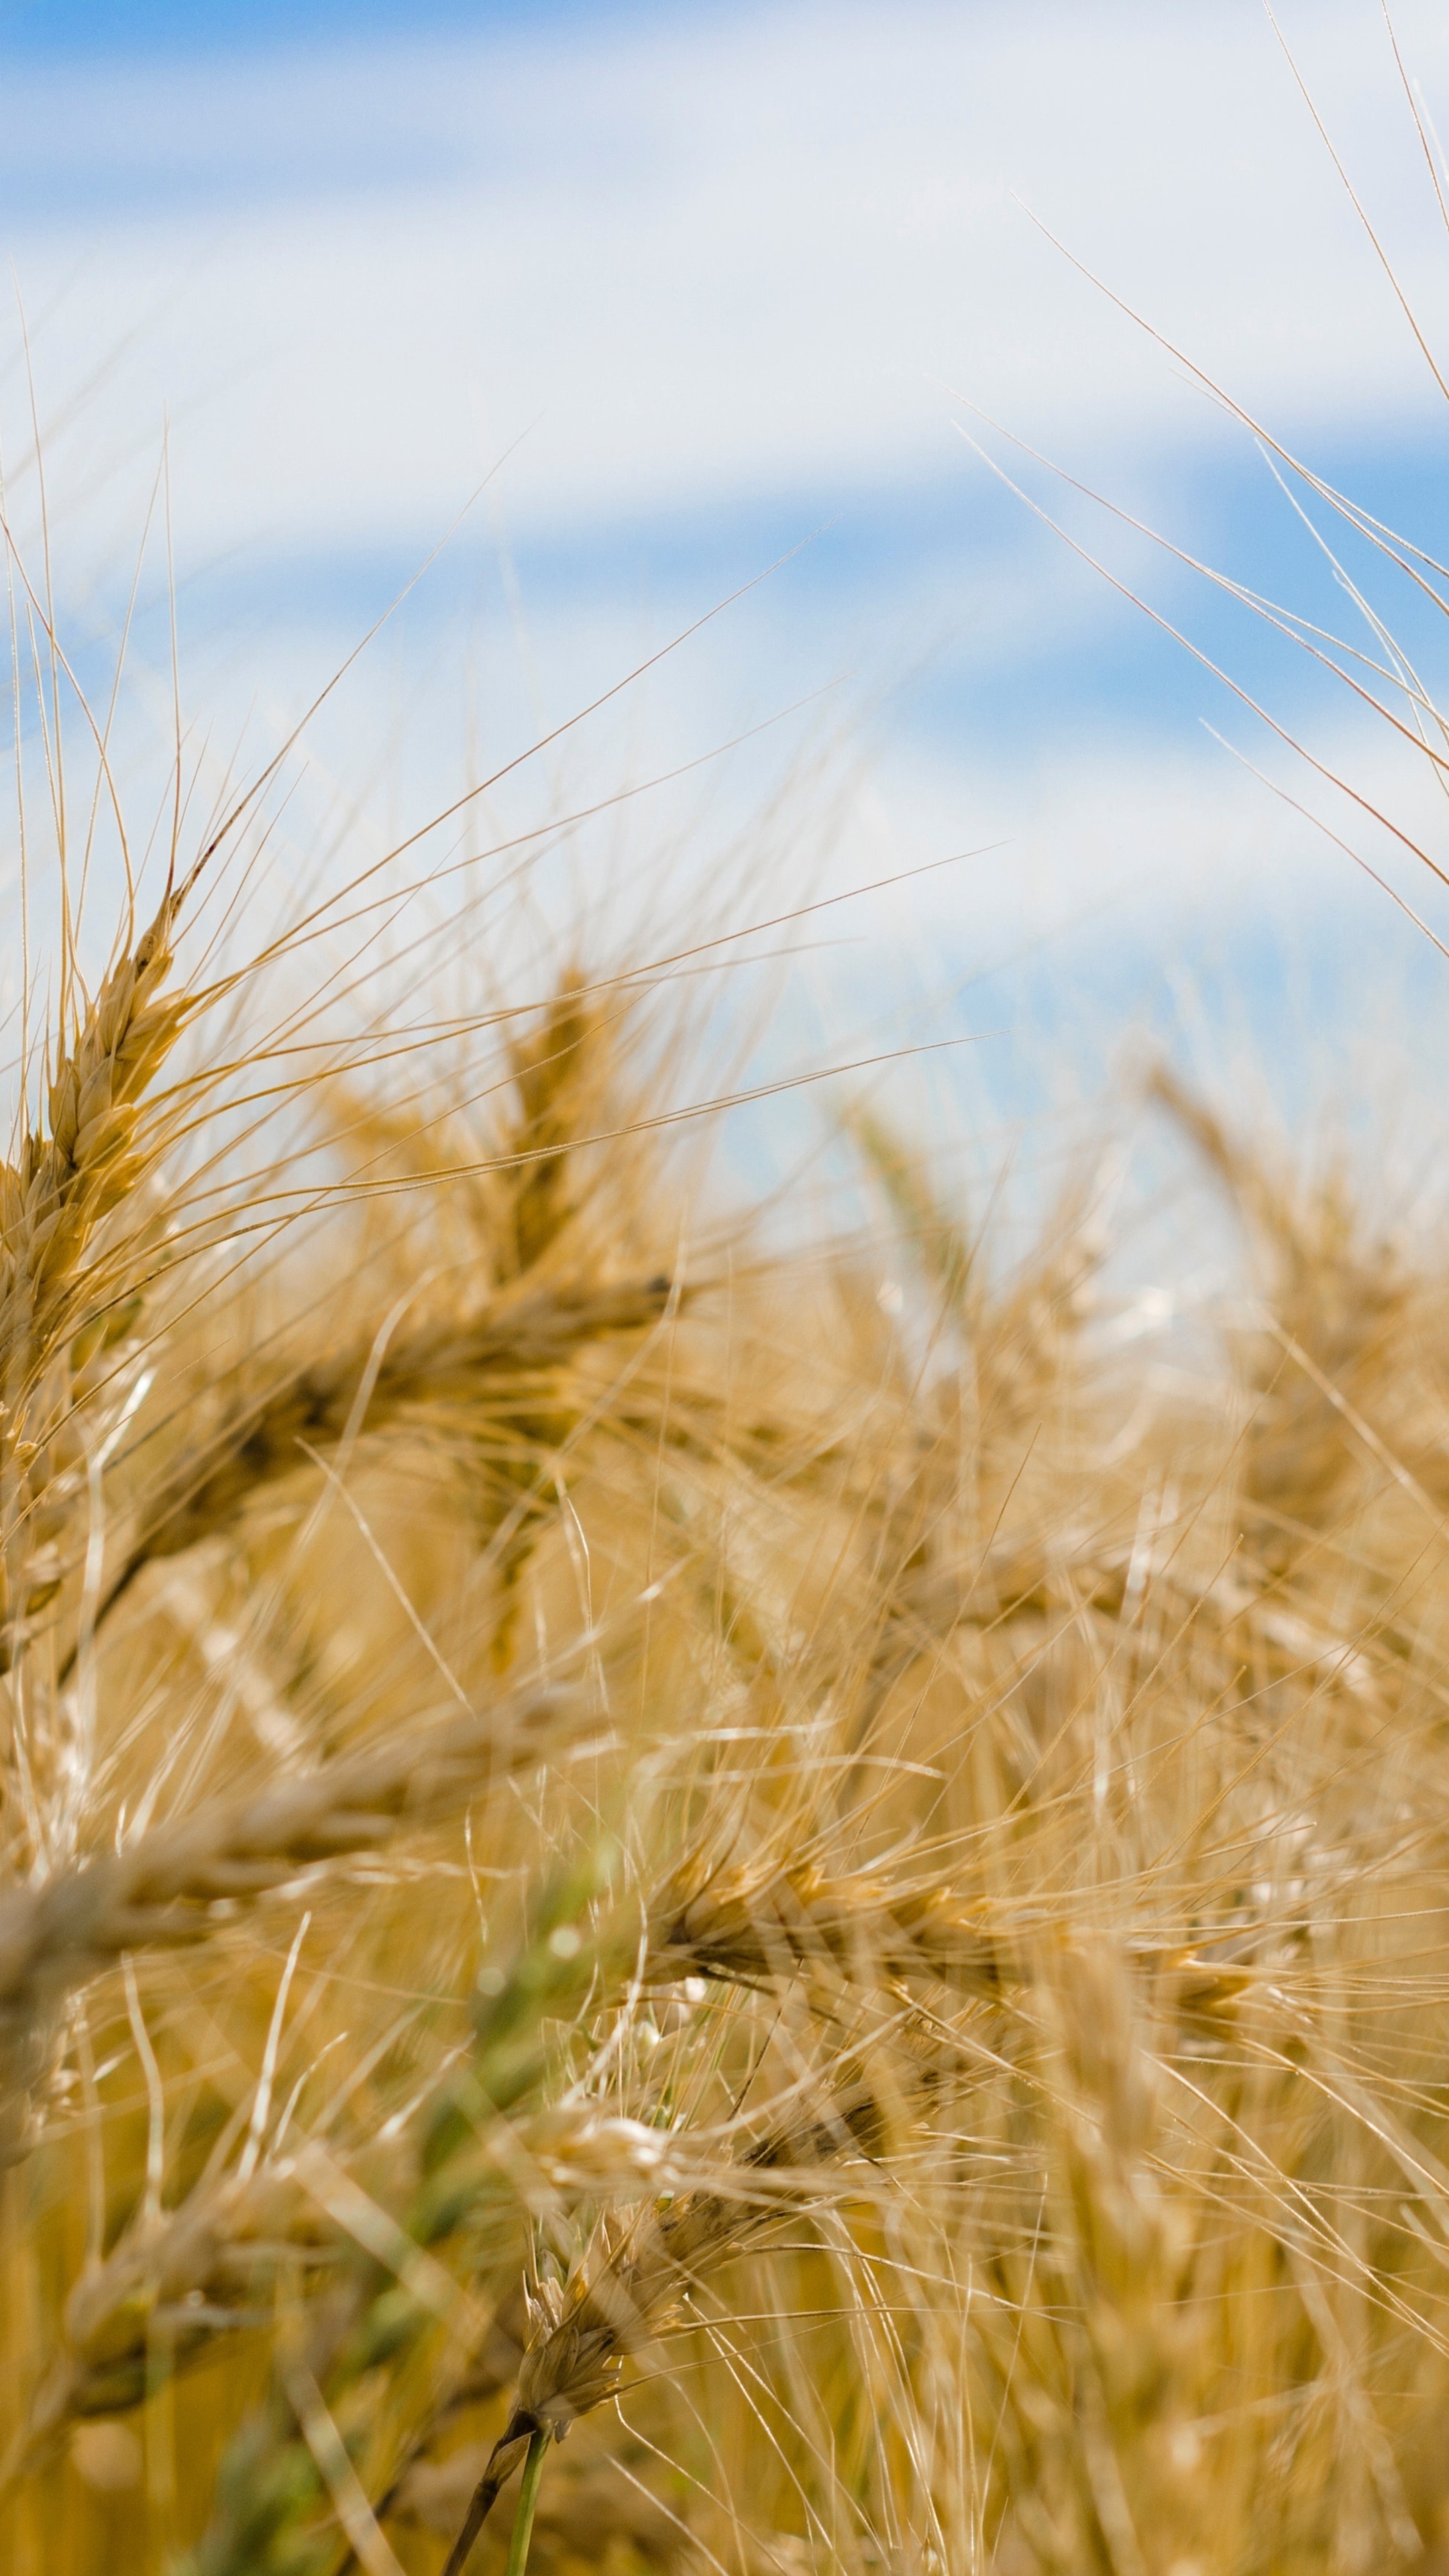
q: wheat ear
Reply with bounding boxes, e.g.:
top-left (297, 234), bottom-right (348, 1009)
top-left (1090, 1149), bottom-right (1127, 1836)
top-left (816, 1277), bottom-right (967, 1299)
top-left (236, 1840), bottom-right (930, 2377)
top-left (22, 2161), bottom-right (326, 2445)
top-left (25, 2099), bottom-right (678, 2464)
top-left (439, 2092), bottom-right (877, 2576)
top-left (653, 1852), bottom-right (1262, 2025)
top-left (654, 1854), bottom-right (1009, 1996)
top-left (0, 891), bottom-right (190, 1664)
top-left (92, 1275), bottom-right (672, 1638)
top-left (0, 1684), bottom-right (576, 2159)
top-left (501, 974), bottom-right (611, 1280)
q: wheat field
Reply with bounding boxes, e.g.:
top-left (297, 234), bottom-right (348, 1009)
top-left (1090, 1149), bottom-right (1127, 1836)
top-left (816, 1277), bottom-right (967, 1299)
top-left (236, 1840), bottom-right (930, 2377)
top-left (7, 70), bottom-right (1449, 2574)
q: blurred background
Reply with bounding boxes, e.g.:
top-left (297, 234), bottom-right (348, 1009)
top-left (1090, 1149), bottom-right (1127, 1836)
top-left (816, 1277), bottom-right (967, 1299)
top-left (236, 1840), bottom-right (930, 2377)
top-left (3, 0), bottom-right (1449, 1199)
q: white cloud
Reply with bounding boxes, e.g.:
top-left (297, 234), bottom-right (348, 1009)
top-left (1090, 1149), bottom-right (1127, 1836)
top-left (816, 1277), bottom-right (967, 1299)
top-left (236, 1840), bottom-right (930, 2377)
top-left (5, 0), bottom-right (1449, 569)
top-left (1, 0), bottom-right (1447, 1024)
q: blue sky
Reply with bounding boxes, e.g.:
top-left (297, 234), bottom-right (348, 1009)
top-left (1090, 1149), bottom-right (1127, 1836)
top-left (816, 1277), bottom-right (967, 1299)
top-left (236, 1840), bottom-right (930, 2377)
top-left (0, 0), bottom-right (607, 49)
top-left (3, 0), bottom-right (1449, 1136)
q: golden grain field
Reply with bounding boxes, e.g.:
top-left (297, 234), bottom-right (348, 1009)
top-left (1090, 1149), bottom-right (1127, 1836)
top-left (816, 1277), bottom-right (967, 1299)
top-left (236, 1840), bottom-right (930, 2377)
top-left (3, 755), bottom-right (1448, 2576)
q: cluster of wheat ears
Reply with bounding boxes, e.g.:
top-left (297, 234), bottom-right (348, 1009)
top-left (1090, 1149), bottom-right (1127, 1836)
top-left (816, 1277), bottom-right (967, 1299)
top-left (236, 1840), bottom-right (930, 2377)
top-left (1, 724), bottom-right (1447, 2576)
top-left (11, 62), bottom-right (1449, 2572)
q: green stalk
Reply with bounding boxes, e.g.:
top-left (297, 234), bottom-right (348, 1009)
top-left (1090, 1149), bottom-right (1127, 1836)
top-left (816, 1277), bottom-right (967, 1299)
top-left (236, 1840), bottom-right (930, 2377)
top-left (503, 2429), bottom-right (549, 2576)
top-left (179, 1854), bottom-right (613, 2576)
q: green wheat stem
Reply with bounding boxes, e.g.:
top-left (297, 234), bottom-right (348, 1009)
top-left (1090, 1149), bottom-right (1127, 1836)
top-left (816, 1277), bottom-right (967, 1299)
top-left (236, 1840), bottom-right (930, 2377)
top-left (503, 2428), bottom-right (549, 2576)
